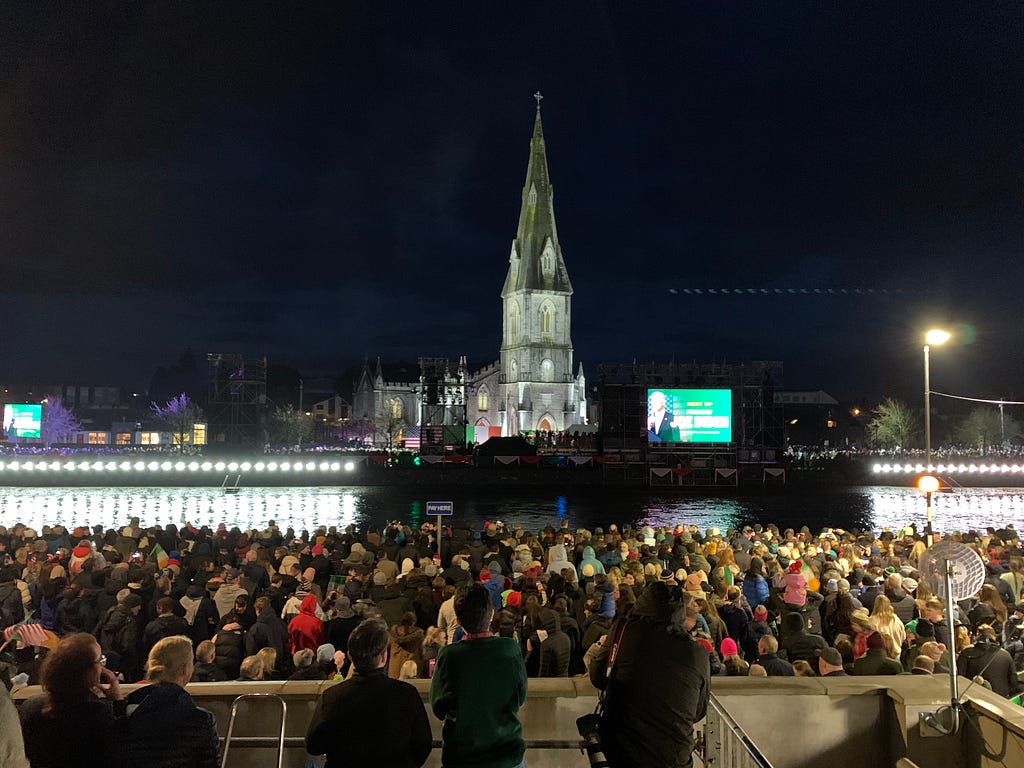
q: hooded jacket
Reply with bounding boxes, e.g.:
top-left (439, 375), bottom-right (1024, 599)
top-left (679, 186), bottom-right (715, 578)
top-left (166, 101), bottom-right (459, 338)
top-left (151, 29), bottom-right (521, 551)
top-left (546, 544), bottom-right (571, 575)
top-left (113, 683), bottom-right (218, 768)
top-left (537, 610), bottom-right (571, 677)
top-left (577, 547), bottom-right (606, 578)
top-left (288, 594), bottom-right (324, 654)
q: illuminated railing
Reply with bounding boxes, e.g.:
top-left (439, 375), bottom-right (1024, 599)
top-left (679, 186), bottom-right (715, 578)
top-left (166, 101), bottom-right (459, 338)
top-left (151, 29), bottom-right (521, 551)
top-left (871, 462), bottom-right (1023, 475)
top-left (0, 459), bottom-right (356, 474)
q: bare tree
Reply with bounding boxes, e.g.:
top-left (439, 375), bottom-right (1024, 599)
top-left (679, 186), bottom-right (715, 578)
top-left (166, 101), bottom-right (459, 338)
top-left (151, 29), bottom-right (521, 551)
top-left (41, 399), bottom-right (80, 447)
top-left (150, 393), bottom-right (204, 452)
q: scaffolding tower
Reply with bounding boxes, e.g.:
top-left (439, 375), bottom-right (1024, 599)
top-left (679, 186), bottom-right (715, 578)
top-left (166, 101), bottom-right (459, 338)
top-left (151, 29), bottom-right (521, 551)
top-left (206, 354), bottom-right (267, 448)
top-left (738, 361), bottom-right (785, 464)
top-left (418, 356), bottom-right (467, 453)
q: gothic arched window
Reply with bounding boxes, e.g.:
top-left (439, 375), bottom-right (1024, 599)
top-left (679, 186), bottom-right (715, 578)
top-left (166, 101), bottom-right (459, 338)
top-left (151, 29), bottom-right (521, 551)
top-left (540, 303), bottom-right (554, 337)
top-left (508, 301), bottom-right (521, 344)
top-left (477, 386), bottom-right (489, 412)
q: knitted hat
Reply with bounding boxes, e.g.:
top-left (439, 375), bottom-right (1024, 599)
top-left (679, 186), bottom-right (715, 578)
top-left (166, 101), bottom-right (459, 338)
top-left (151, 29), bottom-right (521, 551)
top-left (816, 647), bottom-right (843, 667)
top-left (915, 619), bottom-right (936, 638)
top-left (866, 631), bottom-right (885, 650)
top-left (311, 545), bottom-right (324, 556)
top-left (487, 560), bottom-right (502, 575)
top-left (902, 578), bottom-right (918, 593)
top-left (334, 596), bottom-right (354, 619)
top-left (316, 643), bottom-right (336, 663)
top-left (720, 638), bottom-right (739, 656)
top-left (372, 571), bottom-right (387, 586)
top-left (753, 605), bottom-right (768, 621)
top-left (788, 561), bottom-right (803, 574)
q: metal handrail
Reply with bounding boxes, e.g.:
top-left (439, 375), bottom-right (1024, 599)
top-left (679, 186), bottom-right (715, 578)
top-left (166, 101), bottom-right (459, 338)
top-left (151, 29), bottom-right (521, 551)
top-left (237, 737), bottom-right (582, 751)
top-left (705, 695), bottom-right (775, 768)
top-left (221, 694), bottom-right (287, 768)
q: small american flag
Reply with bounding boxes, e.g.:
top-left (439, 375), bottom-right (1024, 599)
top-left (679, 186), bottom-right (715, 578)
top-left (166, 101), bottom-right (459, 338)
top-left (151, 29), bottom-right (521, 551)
top-left (4, 621), bottom-right (50, 648)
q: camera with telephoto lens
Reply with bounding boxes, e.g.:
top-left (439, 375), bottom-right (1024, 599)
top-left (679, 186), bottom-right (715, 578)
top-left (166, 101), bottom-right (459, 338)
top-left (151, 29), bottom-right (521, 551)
top-left (576, 714), bottom-right (610, 768)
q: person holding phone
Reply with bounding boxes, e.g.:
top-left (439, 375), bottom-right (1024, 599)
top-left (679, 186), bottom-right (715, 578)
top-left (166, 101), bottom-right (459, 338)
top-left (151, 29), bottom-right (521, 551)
top-left (19, 632), bottom-right (126, 766)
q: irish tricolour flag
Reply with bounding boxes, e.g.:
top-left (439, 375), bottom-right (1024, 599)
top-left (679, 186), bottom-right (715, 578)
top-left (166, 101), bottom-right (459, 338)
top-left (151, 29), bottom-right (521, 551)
top-left (151, 543), bottom-right (169, 570)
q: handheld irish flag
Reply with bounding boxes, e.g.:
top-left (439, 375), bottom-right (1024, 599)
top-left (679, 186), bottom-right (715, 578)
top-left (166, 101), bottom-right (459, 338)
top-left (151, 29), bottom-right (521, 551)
top-left (152, 543), bottom-right (169, 570)
top-left (801, 560), bottom-right (819, 593)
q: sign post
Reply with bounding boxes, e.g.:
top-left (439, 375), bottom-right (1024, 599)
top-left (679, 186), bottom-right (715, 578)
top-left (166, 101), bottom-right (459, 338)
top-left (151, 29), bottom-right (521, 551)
top-left (426, 501), bottom-right (454, 561)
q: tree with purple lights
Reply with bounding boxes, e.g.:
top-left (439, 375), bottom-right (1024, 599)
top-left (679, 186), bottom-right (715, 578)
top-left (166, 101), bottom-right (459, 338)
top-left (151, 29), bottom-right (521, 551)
top-left (41, 399), bottom-right (80, 447)
top-left (151, 393), bottom-right (204, 452)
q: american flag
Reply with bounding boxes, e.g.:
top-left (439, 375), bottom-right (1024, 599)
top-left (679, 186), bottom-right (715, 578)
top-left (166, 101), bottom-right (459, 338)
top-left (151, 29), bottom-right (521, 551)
top-left (403, 425), bottom-right (421, 450)
top-left (3, 621), bottom-right (50, 648)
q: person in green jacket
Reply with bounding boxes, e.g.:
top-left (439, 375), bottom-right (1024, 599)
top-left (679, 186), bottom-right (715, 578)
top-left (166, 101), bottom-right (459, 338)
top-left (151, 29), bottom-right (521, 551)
top-left (429, 583), bottom-right (528, 768)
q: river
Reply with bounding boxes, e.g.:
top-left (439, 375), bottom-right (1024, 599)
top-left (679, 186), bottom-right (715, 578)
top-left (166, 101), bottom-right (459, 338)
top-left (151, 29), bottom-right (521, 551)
top-left (0, 484), bottom-right (1022, 535)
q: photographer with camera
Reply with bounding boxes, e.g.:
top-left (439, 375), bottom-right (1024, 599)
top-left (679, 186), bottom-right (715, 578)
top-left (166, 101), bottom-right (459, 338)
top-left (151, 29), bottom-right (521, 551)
top-left (586, 581), bottom-right (709, 768)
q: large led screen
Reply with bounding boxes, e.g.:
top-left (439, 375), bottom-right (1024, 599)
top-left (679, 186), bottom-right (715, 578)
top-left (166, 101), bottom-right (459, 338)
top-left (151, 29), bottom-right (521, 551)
top-left (3, 404), bottom-right (42, 439)
top-left (646, 389), bottom-right (732, 443)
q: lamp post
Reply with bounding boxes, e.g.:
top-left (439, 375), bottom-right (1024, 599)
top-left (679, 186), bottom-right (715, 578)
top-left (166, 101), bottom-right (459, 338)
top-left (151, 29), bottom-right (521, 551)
top-left (923, 329), bottom-right (950, 472)
top-left (917, 473), bottom-right (940, 547)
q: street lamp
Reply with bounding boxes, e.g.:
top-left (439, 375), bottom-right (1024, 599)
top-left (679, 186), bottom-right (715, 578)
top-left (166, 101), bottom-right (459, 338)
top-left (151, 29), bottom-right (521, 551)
top-left (923, 328), bottom-right (950, 473)
top-left (917, 473), bottom-right (940, 546)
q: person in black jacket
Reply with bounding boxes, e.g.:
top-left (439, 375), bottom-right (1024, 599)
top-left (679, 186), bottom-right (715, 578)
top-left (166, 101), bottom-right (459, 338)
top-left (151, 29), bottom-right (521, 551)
top-left (756, 635), bottom-right (794, 677)
top-left (245, 597), bottom-right (288, 660)
top-left (958, 624), bottom-right (1024, 698)
top-left (780, 612), bottom-right (828, 666)
top-left (306, 618), bottom-right (431, 768)
top-left (0, 566), bottom-right (26, 629)
top-left (96, 593), bottom-right (144, 680)
top-left (113, 635), bottom-right (218, 768)
top-left (589, 582), bottom-right (710, 768)
top-left (143, 597), bottom-right (190, 657)
top-left (534, 609), bottom-right (571, 677)
top-left (190, 641), bottom-right (227, 682)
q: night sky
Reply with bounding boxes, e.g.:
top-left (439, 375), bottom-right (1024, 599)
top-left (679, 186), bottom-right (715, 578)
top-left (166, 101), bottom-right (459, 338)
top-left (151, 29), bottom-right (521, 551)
top-left (3, 3), bottom-right (1023, 404)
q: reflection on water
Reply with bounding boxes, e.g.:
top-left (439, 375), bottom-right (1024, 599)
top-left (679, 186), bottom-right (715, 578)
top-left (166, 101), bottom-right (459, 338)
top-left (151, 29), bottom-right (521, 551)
top-left (0, 485), bottom-right (1021, 535)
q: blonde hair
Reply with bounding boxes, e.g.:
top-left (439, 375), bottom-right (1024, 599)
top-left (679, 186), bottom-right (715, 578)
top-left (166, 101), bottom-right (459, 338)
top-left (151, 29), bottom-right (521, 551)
top-left (256, 646), bottom-right (277, 674)
top-left (871, 594), bottom-right (895, 622)
top-left (147, 635), bottom-right (194, 684)
top-left (398, 660), bottom-right (419, 680)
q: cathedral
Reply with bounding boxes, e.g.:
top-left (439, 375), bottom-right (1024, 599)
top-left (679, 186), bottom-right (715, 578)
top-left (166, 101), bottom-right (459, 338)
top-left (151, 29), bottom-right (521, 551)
top-left (353, 97), bottom-right (587, 446)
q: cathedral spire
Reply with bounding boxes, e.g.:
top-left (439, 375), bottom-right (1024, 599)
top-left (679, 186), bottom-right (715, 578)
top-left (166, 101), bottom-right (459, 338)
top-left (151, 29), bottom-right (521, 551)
top-left (502, 94), bottom-right (572, 297)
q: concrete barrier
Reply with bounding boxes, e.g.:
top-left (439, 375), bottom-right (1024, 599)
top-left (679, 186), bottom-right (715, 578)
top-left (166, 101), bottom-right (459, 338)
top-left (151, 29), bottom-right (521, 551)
top-left (13, 675), bottom-right (1024, 768)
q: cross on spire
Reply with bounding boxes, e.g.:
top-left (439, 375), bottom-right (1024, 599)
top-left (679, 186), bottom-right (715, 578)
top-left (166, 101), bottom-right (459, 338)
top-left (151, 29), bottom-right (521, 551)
top-left (533, 91), bottom-right (543, 112)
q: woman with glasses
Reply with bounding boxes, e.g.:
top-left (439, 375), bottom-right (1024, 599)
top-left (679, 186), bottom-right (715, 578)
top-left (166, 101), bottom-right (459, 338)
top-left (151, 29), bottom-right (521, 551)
top-left (19, 632), bottom-right (125, 767)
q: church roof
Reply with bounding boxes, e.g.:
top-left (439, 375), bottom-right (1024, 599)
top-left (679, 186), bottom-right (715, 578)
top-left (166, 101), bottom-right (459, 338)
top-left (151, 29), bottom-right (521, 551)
top-left (502, 97), bottom-right (573, 297)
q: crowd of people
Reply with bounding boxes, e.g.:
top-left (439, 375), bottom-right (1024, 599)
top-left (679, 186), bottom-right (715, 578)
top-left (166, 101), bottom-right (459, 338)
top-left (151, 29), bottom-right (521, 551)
top-left (0, 514), bottom-right (1022, 767)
